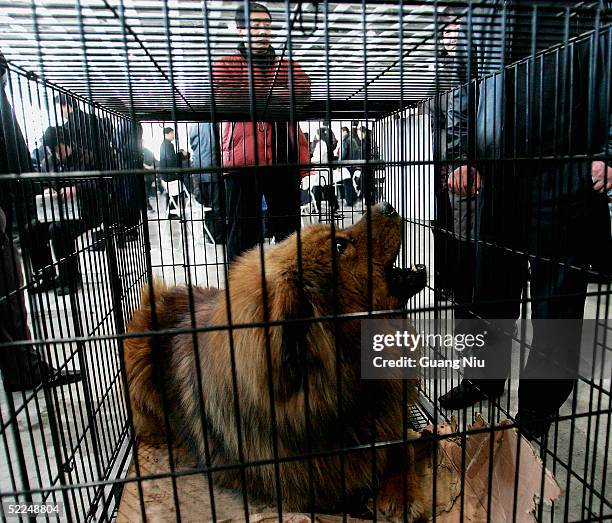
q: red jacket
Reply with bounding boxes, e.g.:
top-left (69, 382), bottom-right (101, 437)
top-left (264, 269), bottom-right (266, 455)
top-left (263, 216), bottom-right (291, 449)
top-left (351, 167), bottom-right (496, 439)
top-left (212, 47), bottom-right (311, 175)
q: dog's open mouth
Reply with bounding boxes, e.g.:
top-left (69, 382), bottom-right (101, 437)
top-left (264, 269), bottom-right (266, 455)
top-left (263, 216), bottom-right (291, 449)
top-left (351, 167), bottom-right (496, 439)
top-left (387, 264), bottom-right (427, 301)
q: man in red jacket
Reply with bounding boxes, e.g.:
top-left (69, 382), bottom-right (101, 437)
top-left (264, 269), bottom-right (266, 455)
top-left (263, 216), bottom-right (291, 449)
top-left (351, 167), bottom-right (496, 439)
top-left (213, 2), bottom-right (311, 263)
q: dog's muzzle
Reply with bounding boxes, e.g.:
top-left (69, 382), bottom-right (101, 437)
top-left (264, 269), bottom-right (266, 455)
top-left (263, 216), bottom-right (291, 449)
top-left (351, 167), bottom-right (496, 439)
top-left (388, 264), bottom-right (427, 300)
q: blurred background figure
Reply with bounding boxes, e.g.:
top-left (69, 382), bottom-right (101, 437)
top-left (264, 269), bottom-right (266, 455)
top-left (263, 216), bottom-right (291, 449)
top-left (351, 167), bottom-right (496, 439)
top-left (142, 147), bottom-right (157, 211)
top-left (355, 126), bottom-right (377, 205)
top-left (159, 126), bottom-right (179, 174)
top-left (189, 122), bottom-right (225, 243)
top-left (0, 52), bottom-right (81, 391)
top-left (159, 126), bottom-right (183, 219)
top-left (55, 93), bottom-right (114, 170)
top-left (41, 125), bottom-right (102, 295)
top-left (309, 127), bottom-right (338, 213)
top-left (114, 108), bottom-right (143, 242)
top-left (338, 125), bottom-right (359, 206)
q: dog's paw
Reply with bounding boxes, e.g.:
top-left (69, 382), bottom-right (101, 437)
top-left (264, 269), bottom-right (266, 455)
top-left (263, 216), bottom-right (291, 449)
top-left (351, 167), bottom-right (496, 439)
top-left (376, 473), bottom-right (425, 523)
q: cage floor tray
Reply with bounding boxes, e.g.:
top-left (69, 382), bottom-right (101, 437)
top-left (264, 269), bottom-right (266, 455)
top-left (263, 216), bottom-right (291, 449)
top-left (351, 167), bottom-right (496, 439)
top-left (117, 416), bottom-right (561, 523)
top-left (116, 444), bottom-right (371, 523)
top-left (116, 443), bottom-right (267, 522)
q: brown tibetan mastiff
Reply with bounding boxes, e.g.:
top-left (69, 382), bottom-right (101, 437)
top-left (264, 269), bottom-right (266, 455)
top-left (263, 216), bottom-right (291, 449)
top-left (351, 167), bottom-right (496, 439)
top-left (124, 202), bottom-right (427, 520)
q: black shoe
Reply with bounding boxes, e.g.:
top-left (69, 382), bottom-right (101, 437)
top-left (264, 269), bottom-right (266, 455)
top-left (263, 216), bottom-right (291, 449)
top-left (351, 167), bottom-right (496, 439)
top-left (5, 367), bottom-right (82, 392)
top-left (514, 409), bottom-right (554, 441)
top-left (438, 380), bottom-right (505, 410)
top-left (168, 213), bottom-right (181, 220)
top-left (46, 368), bottom-right (82, 388)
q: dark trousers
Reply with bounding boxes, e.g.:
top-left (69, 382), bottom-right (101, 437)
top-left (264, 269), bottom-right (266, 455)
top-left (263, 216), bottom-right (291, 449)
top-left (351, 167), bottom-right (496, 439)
top-left (433, 191), bottom-right (454, 294)
top-left (196, 179), bottom-right (225, 244)
top-left (452, 239), bottom-right (477, 317)
top-left (145, 172), bottom-right (157, 198)
top-left (337, 178), bottom-right (358, 206)
top-left (48, 220), bottom-right (87, 286)
top-left (468, 168), bottom-right (609, 414)
top-left (355, 168), bottom-right (375, 205)
top-left (24, 219), bottom-right (55, 282)
top-left (0, 213), bottom-right (46, 389)
top-left (113, 176), bottom-right (141, 230)
top-left (312, 185), bottom-right (338, 213)
top-left (225, 170), bottom-right (301, 263)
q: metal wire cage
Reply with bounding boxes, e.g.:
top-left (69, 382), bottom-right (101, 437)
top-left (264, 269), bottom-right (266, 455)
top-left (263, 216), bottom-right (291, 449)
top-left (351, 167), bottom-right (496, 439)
top-left (0, 1), bottom-right (610, 522)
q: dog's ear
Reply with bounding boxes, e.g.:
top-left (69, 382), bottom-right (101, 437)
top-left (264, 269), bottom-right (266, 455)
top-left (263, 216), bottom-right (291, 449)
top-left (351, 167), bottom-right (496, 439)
top-left (269, 273), bottom-right (315, 401)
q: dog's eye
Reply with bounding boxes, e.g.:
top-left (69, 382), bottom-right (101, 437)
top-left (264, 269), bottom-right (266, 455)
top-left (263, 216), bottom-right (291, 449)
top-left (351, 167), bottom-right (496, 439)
top-left (335, 238), bottom-right (349, 254)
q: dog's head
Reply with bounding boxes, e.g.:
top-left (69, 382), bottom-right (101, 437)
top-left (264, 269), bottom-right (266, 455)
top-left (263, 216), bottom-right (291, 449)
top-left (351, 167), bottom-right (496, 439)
top-left (229, 203), bottom-right (426, 400)
top-left (259, 202), bottom-right (426, 312)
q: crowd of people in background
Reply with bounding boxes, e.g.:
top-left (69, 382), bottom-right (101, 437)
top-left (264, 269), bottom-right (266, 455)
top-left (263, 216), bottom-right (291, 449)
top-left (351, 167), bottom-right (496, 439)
top-left (0, 0), bottom-right (382, 391)
top-left (303, 122), bottom-right (377, 213)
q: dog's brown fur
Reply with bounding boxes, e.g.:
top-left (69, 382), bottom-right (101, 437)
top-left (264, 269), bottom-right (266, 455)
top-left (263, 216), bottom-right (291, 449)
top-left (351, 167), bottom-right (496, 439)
top-left (125, 205), bottom-right (424, 519)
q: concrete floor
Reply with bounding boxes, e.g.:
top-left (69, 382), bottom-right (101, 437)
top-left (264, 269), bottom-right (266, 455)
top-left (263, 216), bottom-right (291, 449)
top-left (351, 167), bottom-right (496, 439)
top-left (0, 193), bottom-right (610, 522)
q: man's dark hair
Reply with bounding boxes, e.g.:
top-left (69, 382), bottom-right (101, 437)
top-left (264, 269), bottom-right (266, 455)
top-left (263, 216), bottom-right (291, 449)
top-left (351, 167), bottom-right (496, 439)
top-left (235, 2), bottom-right (271, 29)
top-left (163, 127), bottom-right (174, 135)
top-left (341, 126), bottom-right (349, 134)
top-left (54, 93), bottom-right (74, 108)
top-left (43, 126), bottom-right (64, 150)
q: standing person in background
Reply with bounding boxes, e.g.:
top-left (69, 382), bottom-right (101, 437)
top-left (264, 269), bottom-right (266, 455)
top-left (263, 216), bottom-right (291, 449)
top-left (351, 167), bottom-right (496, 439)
top-left (189, 122), bottom-right (224, 243)
top-left (350, 120), bottom-right (361, 151)
top-left (356, 126), bottom-right (376, 205)
top-left (212, 2), bottom-right (311, 263)
top-left (319, 121), bottom-right (338, 159)
top-left (338, 125), bottom-right (358, 206)
top-left (114, 116), bottom-right (144, 242)
top-left (308, 127), bottom-right (338, 213)
top-left (0, 52), bottom-right (81, 391)
top-left (55, 94), bottom-right (113, 170)
top-left (159, 126), bottom-right (180, 179)
top-left (443, 19), bottom-right (478, 314)
top-left (55, 93), bottom-right (115, 248)
top-left (142, 147), bottom-right (157, 211)
top-left (41, 126), bottom-right (101, 295)
top-left (159, 126), bottom-right (182, 219)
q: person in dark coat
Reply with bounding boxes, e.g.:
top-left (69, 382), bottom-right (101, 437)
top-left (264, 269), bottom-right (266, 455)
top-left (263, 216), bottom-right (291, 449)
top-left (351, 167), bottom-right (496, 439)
top-left (159, 126), bottom-right (184, 218)
top-left (189, 122), bottom-right (225, 243)
top-left (159, 127), bottom-right (181, 182)
top-left (438, 2), bottom-right (612, 440)
top-left (41, 126), bottom-right (102, 295)
top-left (430, 19), bottom-right (477, 307)
top-left (114, 118), bottom-right (143, 240)
top-left (142, 147), bottom-right (157, 210)
top-left (355, 126), bottom-right (376, 205)
top-left (55, 93), bottom-right (113, 169)
top-left (338, 126), bottom-right (358, 206)
top-left (0, 55), bottom-right (81, 391)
